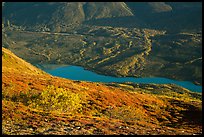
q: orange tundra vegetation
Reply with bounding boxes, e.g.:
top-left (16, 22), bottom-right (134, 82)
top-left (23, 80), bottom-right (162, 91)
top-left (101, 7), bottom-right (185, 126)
top-left (2, 47), bottom-right (202, 135)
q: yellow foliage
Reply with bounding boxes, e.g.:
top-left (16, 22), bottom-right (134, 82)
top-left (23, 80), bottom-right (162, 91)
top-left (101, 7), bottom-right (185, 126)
top-left (28, 85), bottom-right (83, 113)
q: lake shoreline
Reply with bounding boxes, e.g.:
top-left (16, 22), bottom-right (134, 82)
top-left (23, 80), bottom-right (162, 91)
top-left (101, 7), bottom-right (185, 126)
top-left (38, 64), bottom-right (202, 93)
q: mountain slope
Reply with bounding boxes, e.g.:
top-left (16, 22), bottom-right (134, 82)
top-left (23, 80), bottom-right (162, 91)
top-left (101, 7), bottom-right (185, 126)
top-left (2, 48), bottom-right (202, 135)
top-left (125, 2), bottom-right (202, 32)
top-left (83, 2), bottom-right (133, 20)
top-left (126, 2), bottom-right (172, 14)
top-left (3, 2), bottom-right (133, 32)
top-left (2, 47), bottom-right (44, 74)
top-left (2, 2), bottom-right (202, 85)
top-left (3, 25), bottom-right (202, 85)
top-left (3, 2), bottom-right (201, 32)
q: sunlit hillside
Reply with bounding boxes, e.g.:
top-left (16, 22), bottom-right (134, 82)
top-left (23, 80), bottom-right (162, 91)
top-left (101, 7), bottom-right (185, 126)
top-left (2, 48), bottom-right (202, 135)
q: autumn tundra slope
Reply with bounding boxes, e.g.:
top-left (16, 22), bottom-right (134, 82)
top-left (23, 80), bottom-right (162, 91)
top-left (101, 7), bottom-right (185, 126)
top-left (2, 47), bottom-right (202, 135)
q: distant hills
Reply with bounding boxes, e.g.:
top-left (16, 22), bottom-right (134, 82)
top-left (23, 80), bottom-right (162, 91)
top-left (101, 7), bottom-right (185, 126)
top-left (2, 2), bottom-right (133, 31)
top-left (126, 2), bottom-right (172, 14)
top-left (3, 2), bottom-right (202, 32)
top-left (125, 2), bottom-right (202, 32)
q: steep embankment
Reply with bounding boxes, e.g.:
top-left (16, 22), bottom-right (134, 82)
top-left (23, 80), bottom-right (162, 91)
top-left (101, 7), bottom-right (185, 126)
top-left (2, 48), bottom-right (202, 135)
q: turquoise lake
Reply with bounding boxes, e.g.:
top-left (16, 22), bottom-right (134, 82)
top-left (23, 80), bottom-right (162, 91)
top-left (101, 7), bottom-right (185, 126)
top-left (44, 65), bottom-right (202, 93)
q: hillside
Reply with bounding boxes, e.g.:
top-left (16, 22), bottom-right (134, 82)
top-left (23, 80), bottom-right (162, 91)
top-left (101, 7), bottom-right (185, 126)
top-left (3, 2), bottom-right (201, 32)
top-left (2, 2), bottom-right (202, 85)
top-left (2, 2), bottom-right (133, 32)
top-left (2, 25), bottom-right (202, 85)
top-left (2, 47), bottom-right (44, 74)
top-left (125, 2), bottom-right (202, 32)
top-left (2, 48), bottom-right (202, 135)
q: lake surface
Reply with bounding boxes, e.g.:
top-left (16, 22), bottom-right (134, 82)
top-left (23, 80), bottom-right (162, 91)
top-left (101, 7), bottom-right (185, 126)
top-left (44, 65), bottom-right (202, 93)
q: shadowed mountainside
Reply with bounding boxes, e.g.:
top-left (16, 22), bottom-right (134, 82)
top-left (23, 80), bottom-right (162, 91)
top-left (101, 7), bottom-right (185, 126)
top-left (125, 2), bottom-right (202, 32)
top-left (2, 2), bottom-right (133, 32)
top-left (3, 2), bottom-right (201, 32)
